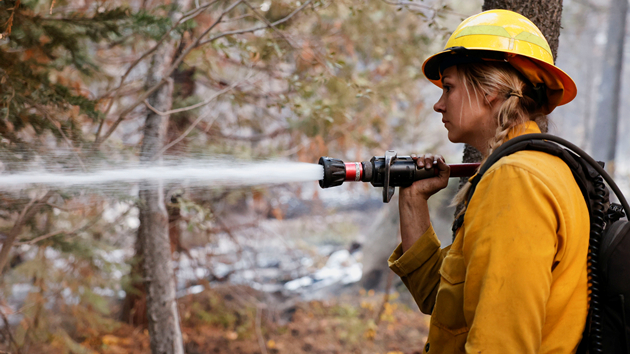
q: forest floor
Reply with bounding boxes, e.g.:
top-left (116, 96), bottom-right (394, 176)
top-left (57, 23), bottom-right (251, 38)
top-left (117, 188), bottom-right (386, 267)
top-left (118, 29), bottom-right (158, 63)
top-left (67, 284), bottom-right (428, 354)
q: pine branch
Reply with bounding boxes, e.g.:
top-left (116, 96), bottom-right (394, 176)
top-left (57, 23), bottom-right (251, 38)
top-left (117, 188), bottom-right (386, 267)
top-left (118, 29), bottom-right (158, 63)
top-left (2, 0), bottom-right (20, 37)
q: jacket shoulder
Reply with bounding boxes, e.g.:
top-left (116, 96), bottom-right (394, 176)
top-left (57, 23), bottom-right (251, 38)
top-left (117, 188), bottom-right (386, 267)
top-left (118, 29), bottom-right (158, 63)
top-left (485, 150), bottom-right (574, 183)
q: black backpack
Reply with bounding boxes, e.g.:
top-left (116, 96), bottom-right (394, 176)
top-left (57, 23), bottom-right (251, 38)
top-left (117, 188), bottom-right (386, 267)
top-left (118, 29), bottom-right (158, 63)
top-left (452, 133), bottom-right (630, 354)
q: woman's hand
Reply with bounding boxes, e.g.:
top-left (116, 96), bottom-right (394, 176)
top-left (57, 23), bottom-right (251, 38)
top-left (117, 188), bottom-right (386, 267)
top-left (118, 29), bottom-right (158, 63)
top-left (399, 154), bottom-right (450, 201)
top-left (398, 154), bottom-right (449, 252)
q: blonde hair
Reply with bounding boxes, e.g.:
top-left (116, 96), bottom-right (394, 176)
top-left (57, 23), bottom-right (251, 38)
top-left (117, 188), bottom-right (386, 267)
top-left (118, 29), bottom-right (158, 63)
top-left (452, 62), bottom-right (548, 217)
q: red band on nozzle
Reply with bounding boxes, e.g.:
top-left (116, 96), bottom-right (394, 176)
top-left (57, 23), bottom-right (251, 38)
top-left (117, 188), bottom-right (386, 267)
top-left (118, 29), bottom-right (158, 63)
top-left (344, 162), bottom-right (363, 181)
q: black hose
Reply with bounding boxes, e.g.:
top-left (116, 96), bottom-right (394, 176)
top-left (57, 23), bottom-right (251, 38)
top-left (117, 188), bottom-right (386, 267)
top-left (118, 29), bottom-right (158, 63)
top-left (588, 175), bottom-right (606, 354)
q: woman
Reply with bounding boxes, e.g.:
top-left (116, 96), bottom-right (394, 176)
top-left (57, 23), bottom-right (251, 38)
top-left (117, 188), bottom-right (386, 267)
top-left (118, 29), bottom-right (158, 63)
top-left (388, 10), bottom-right (589, 354)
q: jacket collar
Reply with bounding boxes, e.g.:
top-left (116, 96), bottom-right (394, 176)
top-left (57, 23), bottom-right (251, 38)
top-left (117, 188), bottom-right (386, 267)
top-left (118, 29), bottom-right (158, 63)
top-left (506, 120), bottom-right (541, 140)
top-left (467, 120), bottom-right (541, 183)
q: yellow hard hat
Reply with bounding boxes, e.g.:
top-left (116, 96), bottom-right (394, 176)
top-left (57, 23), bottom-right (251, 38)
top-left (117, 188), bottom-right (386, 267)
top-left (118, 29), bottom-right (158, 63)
top-left (422, 9), bottom-right (577, 114)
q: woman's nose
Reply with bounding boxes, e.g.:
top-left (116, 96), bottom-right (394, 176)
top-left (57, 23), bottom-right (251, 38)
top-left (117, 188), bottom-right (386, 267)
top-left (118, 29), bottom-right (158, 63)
top-left (434, 95), bottom-right (445, 113)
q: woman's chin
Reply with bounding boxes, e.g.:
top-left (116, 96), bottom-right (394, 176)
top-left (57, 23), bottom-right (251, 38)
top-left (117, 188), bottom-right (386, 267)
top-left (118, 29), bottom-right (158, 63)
top-left (446, 131), bottom-right (463, 144)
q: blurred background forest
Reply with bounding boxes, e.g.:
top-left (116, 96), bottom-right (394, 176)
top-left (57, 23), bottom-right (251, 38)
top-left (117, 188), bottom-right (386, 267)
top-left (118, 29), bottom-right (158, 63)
top-left (0, 0), bottom-right (628, 353)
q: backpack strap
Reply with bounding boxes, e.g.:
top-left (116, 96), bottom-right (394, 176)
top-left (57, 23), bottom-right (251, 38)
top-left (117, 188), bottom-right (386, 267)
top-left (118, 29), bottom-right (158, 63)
top-left (452, 133), bottom-right (597, 238)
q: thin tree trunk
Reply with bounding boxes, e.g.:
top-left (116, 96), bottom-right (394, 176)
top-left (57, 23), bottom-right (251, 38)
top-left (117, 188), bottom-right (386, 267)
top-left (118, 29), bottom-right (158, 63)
top-left (591, 0), bottom-right (628, 173)
top-left (455, 0), bottom-right (565, 222)
top-left (139, 68), bottom-right (182, 354)
top-left (133, 1), bottom-right (191, 353)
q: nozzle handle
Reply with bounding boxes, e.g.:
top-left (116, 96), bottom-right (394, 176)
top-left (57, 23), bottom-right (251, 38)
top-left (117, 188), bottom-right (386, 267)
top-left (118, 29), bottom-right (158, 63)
top-left (383, 150), bottom-right (397, 203)
top-left (449, 163), bottom-right (480, 178)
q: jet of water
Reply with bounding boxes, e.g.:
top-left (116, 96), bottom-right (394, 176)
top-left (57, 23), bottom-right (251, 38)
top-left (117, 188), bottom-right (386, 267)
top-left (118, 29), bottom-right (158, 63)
top-left (0, 160), bottom-right (324, 190)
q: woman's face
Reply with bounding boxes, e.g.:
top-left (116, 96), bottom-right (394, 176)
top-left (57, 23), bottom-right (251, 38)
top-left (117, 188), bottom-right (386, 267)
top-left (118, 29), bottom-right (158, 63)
top-left (433, 66), bottom-right (498, 154)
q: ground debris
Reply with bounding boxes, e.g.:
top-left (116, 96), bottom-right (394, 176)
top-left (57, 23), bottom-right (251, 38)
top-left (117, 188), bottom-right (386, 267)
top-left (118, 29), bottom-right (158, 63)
top-left (18, 285), bottom-right (429, 354)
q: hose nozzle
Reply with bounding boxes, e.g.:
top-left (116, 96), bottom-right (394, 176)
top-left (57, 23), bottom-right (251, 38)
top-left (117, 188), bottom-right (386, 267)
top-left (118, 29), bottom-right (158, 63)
top-left (318, 151), bottom-right (479, 203)
top-left (318, 156), bottom-right (346, 188)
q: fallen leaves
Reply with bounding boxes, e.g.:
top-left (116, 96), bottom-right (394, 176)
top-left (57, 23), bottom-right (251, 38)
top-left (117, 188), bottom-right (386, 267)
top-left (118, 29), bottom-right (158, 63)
top-left (22, 286), bottom-right (428, 354)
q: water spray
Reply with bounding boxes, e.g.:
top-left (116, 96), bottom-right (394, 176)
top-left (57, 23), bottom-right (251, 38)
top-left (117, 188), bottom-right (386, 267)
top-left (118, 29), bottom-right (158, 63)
top-left (318, 151), bottom-right (479, 203)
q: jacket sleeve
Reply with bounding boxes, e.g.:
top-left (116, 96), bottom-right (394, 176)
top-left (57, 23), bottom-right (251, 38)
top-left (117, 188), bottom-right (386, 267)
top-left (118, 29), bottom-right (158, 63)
top-left (462, 164), bottom-right (558, 354)
top-left (388, 225), bottom-right (450, 314)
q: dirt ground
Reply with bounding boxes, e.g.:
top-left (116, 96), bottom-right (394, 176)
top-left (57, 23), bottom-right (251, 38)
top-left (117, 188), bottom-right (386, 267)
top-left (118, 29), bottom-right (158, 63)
top-left (81, 285), bottom-right (429, 354)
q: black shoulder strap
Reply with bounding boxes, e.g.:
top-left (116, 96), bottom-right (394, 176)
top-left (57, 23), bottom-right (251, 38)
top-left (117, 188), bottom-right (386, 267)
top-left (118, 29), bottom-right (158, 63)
top-left (452, 133), bottom-right (601, 238)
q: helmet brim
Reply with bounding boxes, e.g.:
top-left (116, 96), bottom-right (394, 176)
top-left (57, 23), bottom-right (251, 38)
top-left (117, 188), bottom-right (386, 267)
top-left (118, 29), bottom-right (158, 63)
top-left (422, 48), bottom-right (577, 114)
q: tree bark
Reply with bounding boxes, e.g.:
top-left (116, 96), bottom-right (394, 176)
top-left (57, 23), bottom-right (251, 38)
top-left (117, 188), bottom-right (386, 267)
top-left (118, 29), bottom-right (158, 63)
top-left (139, 69), bottom-right (183, 354)
top-left (590, 0), bottom-right (627, 173)
top-left (132, 2), bottom-right (191, 353)
top-left (456, 0), bottom-right (565, 221)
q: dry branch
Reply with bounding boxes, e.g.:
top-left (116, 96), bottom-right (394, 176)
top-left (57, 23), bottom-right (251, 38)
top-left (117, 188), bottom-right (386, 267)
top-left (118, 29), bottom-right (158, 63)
top-left (143, 73), bottom-right (251, 116)
top-left (95, 0), bottom-right (313, 148)
top-left (94, 0), bottom-right (243, 149)
top-left (0, 191), bottom-right (54, 273)
top-left (374, 270), bottom-right (395, 325)
top-left (95, 0), bottom-right (221, 116)
top-left (15, 207), bottom-right (106, 246)
top-left (381, 0), bottom-right (473, 17)
top-left (198, 0), bottom-right (313, 46)
top-left (0, 308), bottom-right (20, 354)
top-left (255, 303), bottom-right (268, 354)
top-left (27, 101), bottom-right (88, 172)
top-left (16, 223), bottom-right (82, 245)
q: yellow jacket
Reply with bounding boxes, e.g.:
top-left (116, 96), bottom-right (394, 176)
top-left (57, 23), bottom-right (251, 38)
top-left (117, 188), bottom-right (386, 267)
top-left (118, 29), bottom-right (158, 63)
top-left (389, 122), bottom-right (589, 354)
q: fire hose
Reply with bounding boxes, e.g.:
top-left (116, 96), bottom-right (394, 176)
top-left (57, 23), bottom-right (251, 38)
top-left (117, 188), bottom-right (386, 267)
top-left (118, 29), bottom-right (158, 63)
top-left (318, 151), bottom-right (479, 203)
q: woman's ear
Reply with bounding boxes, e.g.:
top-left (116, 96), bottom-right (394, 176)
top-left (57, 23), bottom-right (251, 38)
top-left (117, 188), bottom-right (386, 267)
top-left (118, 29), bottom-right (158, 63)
top-left (483, 90), bottom-right (501, 107)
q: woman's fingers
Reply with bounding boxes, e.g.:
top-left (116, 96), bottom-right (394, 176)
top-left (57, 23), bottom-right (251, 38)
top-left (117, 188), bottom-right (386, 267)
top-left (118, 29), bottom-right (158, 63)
top-left (413, 153), bottom-right (441, 169)
top-left (424, 154), bottom-right (436, 169)
top-left (401, 153), bottom-right (450, 200)
top-left (435, 156), bottom-right (450, 180)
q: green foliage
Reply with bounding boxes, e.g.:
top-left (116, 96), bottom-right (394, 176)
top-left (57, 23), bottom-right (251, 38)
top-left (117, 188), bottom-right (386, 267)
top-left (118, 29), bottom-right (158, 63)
top-left (0, 0), bottom-right (177, 149)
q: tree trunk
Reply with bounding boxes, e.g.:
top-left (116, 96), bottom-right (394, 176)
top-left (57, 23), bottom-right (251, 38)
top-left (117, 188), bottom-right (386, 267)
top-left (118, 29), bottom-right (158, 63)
top-left (139, 68), bottom-right (183, 353)
top-left (456, 0), bottom-right (565, 220)
top-left (130, 2), bottom-right (191, 353)
top-left (360, 201), bottom-right (400, 291)
top-left (590, 0), bottom-right (628, 173)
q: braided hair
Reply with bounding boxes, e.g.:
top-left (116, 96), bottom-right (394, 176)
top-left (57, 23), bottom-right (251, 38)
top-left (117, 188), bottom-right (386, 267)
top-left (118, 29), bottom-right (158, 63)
top-left (452, 62), bottom-right (547, 215)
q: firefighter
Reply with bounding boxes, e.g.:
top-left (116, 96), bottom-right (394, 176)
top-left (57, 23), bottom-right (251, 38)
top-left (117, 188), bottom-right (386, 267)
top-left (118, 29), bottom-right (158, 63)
top-left (388, 10), bottom-right (588, 353)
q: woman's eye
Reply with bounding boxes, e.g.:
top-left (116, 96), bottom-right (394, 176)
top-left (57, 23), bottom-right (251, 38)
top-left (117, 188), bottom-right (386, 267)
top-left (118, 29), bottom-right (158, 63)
top-left (443, 85), bottom-right (451, 92)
